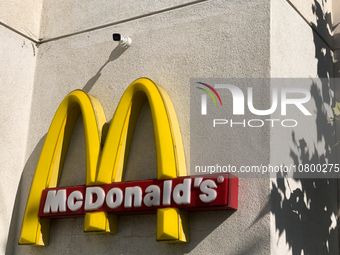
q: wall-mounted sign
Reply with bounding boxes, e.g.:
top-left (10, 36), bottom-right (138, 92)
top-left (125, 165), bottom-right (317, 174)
top-left (39, 175), bottom-right (237, 217)
top-left (19, 78), bottom-right (238, 246)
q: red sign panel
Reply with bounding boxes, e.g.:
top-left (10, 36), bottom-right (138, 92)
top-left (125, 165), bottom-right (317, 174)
top-left (39, 174), bottom-right (238, 218)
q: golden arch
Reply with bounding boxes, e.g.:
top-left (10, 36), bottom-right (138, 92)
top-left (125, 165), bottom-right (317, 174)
top-left (19, 78), bottom-right (188, 246)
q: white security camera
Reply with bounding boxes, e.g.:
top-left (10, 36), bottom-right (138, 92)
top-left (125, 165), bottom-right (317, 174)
top-left (113, 33), bottom-right (132, 49)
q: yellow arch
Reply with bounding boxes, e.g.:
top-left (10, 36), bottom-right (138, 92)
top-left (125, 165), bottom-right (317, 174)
top-left (93, 78), bottom-right (188, 242)
top-left (19, 90), bottom-right (106, 245)
top-left (97, 78), bottom-right (186, 183)
top-left (19, 78), bottom-right (188, 245)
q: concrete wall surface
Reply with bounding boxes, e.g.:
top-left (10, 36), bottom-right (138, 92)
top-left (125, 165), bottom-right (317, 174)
top-left (287, 0), bottom-right (332, 48)
top-left (271, 0), bottom-right (338, 255)
top-left (0, 0), bottom-right (43, 40)
top-left (0, 0), bottom-right (338, 254)
top-left (0, 26), bottom-right (36, 254)
top-left (5, 0), bottom-right (273, 254)
top-left (39, 0), bottom-right (206, 40)
top-left (332, 0), bottom-right (340, 51)
top-left (333, 0), bottom-right (340, 77)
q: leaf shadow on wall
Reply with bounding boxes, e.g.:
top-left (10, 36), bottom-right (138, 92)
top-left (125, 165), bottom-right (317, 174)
top-left (269, 1), bottom-right (338, 255)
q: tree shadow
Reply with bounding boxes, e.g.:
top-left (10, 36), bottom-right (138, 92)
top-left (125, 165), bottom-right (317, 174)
top-left (269, 1), bottom-right (338, 254)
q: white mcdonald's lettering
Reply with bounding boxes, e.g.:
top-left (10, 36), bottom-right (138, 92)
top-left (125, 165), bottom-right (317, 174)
top-left (39, 175), bottom-right (237, 217)
top-left (43, 190), bottom-right (67, 213)
top-left (68, 191), bottom-right (83, 211)
top-left (124, 186), bottom-right (142, 208)
top-left (85, 187), bottom-right (106, 210)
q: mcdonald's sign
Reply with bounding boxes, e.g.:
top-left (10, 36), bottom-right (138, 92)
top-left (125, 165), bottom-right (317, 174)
top-left (19, 78), bottom-right (238, 246)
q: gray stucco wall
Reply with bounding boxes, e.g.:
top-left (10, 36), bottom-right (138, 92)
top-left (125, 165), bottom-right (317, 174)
top-left (0, 25), bottom-right (36, 255)
top-left (6, 1), bottom-right (272, 254)
top-left (271, 0), bottom-right (338, 254)
top-left (1, 0), bottom-right (338, 254)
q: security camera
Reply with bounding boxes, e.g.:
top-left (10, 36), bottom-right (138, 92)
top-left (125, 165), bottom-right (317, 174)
top-left (112, 33), bottom-right (121, 41)
top-left (113, 33), bottom-right (132, 49)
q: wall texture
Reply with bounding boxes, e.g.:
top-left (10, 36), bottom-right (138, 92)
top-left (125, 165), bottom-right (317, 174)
top-left (0, 26), bottom-right (37, 254)
top-left (271, 0), bottom-right (338, 255)
top-left (0, 0), bottom-right (338, 254)
top-left (0, 0), bottom-right (43, 40)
